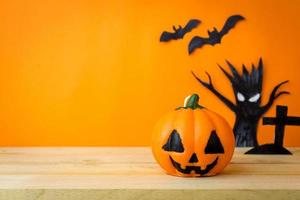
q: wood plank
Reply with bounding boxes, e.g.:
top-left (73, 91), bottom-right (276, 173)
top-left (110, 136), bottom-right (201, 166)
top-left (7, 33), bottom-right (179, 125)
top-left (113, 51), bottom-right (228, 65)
top-left (0, 174), bottom-right (299, 190)
top-left (0, 147), bottom-right (299, 164)
top-left (0, 147), bottom-right (299, 200)
top-left (0, 190), bottom-right (299, 200)
top-left (0, 163), bottom-right (299, 176)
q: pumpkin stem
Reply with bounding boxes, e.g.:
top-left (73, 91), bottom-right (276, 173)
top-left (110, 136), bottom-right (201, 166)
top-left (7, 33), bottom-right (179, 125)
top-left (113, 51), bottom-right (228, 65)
top-left (177, 94), bottom-right (205, 110)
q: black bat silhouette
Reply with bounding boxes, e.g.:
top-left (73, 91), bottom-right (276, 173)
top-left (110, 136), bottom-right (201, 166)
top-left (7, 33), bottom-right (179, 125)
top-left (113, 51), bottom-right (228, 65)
top-left (160, 19), bottom-right (201, 42)
top-left (188, 15), bottom-right (245, 54)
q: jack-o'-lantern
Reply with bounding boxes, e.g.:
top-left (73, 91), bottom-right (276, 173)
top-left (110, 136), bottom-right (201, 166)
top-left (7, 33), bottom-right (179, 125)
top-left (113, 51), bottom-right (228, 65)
top-left (152, 94), bottom-right (235, 177)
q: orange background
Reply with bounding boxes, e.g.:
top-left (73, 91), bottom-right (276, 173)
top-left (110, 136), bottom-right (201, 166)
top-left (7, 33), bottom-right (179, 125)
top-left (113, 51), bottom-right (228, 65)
top-left (0, 0), bottom-right (299, 146)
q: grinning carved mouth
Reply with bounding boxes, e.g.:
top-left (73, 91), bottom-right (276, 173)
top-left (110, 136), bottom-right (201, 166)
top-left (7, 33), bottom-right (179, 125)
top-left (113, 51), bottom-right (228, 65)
top-left (169, 156), bottom-right (218, 175)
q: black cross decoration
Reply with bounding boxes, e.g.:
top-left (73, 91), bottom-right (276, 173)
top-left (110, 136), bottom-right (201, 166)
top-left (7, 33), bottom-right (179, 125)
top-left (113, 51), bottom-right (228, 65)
top-left (246, 105), bottom-right (300, 154)
top-left (263, 105), bottom-right (300, 146)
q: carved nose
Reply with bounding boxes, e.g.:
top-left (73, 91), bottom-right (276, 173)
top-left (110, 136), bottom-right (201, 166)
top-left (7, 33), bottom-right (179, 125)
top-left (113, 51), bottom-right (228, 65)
top-left (189, 153), bottom-right (198, 163)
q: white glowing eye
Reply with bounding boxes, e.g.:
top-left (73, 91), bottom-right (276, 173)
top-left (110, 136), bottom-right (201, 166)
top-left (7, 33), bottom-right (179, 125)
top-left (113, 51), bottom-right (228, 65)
top-left (248, 93), bottom-right (260, 102)
top-left (237, 92), bottom-right (245, 102)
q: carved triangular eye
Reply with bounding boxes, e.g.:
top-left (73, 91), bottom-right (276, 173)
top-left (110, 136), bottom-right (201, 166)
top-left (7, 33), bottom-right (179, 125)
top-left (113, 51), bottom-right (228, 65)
top-left (205, 130), bottom-right (224, 154)
top-left (162, 129), bottom-right (184, 153)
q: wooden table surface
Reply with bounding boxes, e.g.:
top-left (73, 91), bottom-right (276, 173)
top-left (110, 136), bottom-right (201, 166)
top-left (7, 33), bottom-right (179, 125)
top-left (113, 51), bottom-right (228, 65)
top-left (0, 147), bottom-right (299, 200)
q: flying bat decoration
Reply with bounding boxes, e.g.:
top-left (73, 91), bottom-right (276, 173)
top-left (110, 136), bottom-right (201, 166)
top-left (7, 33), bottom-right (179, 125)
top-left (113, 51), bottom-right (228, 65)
top-left (160, 19), bottom-right (201, 42)
top-left (188, 15), bottom-right (245, 54)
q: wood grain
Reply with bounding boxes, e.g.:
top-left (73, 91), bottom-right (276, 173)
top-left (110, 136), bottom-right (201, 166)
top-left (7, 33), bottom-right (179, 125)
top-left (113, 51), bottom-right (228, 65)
top-left (0, 147), bottom-right (299, 199)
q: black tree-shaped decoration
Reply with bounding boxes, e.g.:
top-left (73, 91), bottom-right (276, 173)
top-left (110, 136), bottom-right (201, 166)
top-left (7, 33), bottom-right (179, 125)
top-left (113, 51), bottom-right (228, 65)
top-left (192, 58), bottom-right (289, 147)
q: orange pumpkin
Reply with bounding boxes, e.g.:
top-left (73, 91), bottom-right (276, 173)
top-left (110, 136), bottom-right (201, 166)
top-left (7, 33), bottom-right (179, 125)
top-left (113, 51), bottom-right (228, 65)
top-left (152, 94), bottom-right (235, 177)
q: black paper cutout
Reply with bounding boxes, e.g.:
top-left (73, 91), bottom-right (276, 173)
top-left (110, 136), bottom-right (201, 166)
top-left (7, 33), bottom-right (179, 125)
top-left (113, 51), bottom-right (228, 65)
top-left (205, 130), bottom-right (224, 154)
top-left (192, 58), bottom-right (290, 147)
top-left (245, 144), bottom-right (292, 154)
top-left (162, 129), bottom-right (184, 152)
top-left (170, 156), bottom-right (218, 175)
top-left (188, 15), bottom-right (245, 54)
top-left (189, 153), bottom-right (199, 163)
top-left (246, 105), bottom-right (300, 154)
top-left (160, 19), bottom-right (201, 42)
